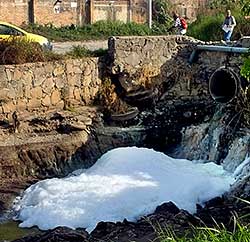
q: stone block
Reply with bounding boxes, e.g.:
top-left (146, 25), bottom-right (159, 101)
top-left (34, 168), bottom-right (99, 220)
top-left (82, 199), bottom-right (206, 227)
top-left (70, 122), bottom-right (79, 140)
top-left (73, 88), bottom-right (81, 101)
top-left (16, 99), bottom-right (27, 111)
top-left (9, 80), bottom-right (24, 98)
top-left (30, 87), bottom-right (43, 99)
top-left (68, 74), bottom-right (81, 87)
top-left (42, 95), bottom-right (51, 107)
top-left (0, 88), bottom-right (15, 101)
top-left (83, 64), bottom-right (92, 76)
top-left (55, 100), bottom-right (64, 110)
top-left (5, 68), bottom-right (13, 81)
top-left (27, 98), bottom-right (41, 110)
top-left (54, 77), bottom-right (65, 89)
top-left (33, 76), bottom-right (46, 87)
top-left (51, 89), bottom-right (61, 105)
top-left (13, 69), bottom-right (23, 81)
top-left (68, 86), bottom-right (75, 99)
top-left (22, 71), bottom-right (33, 86)
top-left (33, 66), bottom-right (46, 86)
top-left (0, 67), bottom-right (8, 88)
top-left (124, 52), bottom-right (141, 67)
top-left (66, 62), bottom-right (74, 75)
top-left (44, 63), bottom-right (55, 74)
top-left (82, 75), bottom-right (92, 87)
top-left (82, 87), bottom-right (90, 104)
top-left (43, 77), bottom-right (55, 94)
top-left (53, 66), bottom-right (65, 77)
top-left (2, 101), bottom-right (16, 113)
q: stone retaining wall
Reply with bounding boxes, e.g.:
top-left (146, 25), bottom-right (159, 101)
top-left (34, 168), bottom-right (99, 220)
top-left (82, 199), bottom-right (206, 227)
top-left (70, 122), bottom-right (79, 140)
top-left (0, 58), bottom-right (103, 117)
top-left (108, 35), bottom-right (244, 102)
top-left (108, 35), bottom-right (198, 74)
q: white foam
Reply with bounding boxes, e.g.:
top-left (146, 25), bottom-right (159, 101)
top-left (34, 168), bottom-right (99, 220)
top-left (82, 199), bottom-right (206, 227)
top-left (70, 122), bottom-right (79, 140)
top-left (14, 147), bottom-right (235, 232)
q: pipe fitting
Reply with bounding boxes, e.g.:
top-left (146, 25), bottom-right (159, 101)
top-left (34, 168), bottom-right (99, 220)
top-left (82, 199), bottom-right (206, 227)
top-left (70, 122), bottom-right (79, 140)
top-left (209, 67), bottom-right (240, 103)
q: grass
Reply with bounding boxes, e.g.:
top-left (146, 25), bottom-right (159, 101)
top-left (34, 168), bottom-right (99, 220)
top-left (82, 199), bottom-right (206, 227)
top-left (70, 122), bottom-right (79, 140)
top-left (65, 46), bottom-right (107, 58)
top-left (22, 21), bottom-right (155, 42)
top-left (188, 8), bottom-right (250, 41)
top-left (157, 222), bottom-right (250, 242)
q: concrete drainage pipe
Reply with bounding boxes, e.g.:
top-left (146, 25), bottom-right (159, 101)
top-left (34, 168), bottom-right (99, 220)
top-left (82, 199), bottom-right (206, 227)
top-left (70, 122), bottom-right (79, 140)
top-left (209, 67), bottom-right (240, 103)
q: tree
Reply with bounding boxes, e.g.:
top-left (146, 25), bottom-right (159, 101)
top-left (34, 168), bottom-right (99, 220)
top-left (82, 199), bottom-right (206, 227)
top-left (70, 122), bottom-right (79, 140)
top-left (152, 0), bottom-right (172, 24)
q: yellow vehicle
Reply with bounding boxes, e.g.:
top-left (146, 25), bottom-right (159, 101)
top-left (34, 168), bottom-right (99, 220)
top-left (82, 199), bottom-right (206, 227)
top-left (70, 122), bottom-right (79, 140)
top-left (0, 21), bottom-right (52, 50)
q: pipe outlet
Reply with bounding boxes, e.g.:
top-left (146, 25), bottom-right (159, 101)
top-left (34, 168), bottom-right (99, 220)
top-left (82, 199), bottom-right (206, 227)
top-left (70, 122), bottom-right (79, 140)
top-left (209, 67), bottom-right (239, 103)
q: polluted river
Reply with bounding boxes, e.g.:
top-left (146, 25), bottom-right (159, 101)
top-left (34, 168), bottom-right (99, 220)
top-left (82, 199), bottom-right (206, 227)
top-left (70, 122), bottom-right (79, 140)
top-left (1, 35), bottom-right (250, 241)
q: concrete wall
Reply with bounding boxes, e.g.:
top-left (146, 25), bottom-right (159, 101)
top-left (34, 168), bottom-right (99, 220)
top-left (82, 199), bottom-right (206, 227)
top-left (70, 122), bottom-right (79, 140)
top-left (0, 58), bottom-right (102, 117)
top-left (92, 0), bottom-right (131, 23)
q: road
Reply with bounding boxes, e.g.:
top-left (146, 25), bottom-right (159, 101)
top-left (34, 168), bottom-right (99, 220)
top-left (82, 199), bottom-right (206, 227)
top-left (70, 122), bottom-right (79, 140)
top-left (52, 40), bottom-right (108, 54)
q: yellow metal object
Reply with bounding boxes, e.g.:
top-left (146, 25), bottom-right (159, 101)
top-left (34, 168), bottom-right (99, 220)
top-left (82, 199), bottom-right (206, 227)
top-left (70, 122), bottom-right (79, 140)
top-left (0, 21), bottom-right (52, 50)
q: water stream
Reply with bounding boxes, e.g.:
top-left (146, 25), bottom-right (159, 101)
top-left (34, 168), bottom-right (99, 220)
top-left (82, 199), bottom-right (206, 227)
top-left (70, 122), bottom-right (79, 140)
top-left (0, 220), bottom-right (39, 241)
top-left (1, 108), bottom-right (249, 241)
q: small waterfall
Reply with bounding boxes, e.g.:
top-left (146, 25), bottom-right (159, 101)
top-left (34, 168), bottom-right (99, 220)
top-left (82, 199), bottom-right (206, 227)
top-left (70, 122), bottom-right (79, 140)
top-left (172, 105), bottom-right (250, 177)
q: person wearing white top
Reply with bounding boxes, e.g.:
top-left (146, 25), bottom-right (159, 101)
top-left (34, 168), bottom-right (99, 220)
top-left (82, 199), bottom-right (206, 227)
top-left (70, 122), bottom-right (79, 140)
top-left (222, 9), bottom-right (236, 42)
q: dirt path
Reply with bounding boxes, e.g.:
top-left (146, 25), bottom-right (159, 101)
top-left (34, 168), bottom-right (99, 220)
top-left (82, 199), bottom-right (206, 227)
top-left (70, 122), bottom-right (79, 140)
top-left (52, 40), bottom-right (108, 54)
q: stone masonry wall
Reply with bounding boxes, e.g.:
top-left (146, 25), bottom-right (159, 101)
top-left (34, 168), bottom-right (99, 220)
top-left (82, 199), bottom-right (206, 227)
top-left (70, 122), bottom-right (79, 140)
top-left (108, 35), bottom-right (243, 103)
top-left (109, 35), bottom-right (197, 75)
top-left (0, 58), bottom-right (102, 117)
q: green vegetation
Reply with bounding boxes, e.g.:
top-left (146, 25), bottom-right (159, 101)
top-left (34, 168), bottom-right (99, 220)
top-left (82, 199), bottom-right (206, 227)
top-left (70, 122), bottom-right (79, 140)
top-left (158, 223), bottom-right (250, 242)
top-left (187, 13), bottom-right (225, 41)
top-left (0, 38), bottom-right (46, 64)
top-left (241, 55), bottom-right (250, 81)
top-left (22, 0), bottom-right (174, 42)
top-left (0, 38), bottom-right (107, 64)
top-left (66, 46), bottom-right (107, 58)
top-left (0, 221), bottom-right (40, 241)
top-left (23, 21), bottom-right (156, 42)
top-left (188, 0), bottom-right (250, 41)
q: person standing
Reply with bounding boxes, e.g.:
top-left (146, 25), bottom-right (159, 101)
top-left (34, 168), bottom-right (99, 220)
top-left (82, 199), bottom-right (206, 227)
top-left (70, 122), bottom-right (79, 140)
top-left (172, 12), bottom-right (187, 35)
top-left (222, 10), bottom-right (236, 42)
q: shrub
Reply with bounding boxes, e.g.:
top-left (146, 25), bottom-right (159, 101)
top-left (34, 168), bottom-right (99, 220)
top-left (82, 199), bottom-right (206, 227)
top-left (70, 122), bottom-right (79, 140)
top-left (65, 46), bottom-right (107, 58)
top-left (188, 7), bottom-right (250, 41)
top-left (23, 21), bottom-right (153, 42)
top-left (187, 13), bottom-right (225, 41)
top-left (0, 38), bottom-right (45, 64)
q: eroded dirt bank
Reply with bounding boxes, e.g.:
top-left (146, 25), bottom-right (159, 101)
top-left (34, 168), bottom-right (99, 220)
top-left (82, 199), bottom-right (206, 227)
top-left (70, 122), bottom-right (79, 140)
top-left (2, 35), bottom-right (250, 241)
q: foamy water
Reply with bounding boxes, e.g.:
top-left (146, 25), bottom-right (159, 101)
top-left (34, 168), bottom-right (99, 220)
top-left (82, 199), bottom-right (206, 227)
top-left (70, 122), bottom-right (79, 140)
top-left (13, 147), bottom-right (235, 232)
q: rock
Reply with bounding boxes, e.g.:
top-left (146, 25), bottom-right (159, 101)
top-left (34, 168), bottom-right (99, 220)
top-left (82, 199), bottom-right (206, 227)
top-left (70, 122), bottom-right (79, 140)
top-left (89, 202), bottom-right (199, 242)
top-left (12, 227), bottom-right (89, 242)
top-left (154, 201), bottom-right (180, 215)
top-left (42, 95), bottom-right (51, 107)
top-left (51, 90), bottom-right (61, 106)
top-left (30, 87), bottom-right (43, 99)
top-left (226, 175), bottom-right (250, 201)
top-left (53, 66), bottom-right (65, 77)
top-left (42, 78), bottom-right (55, 94)
top-left (110, 107), bottom-right (139, 122)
